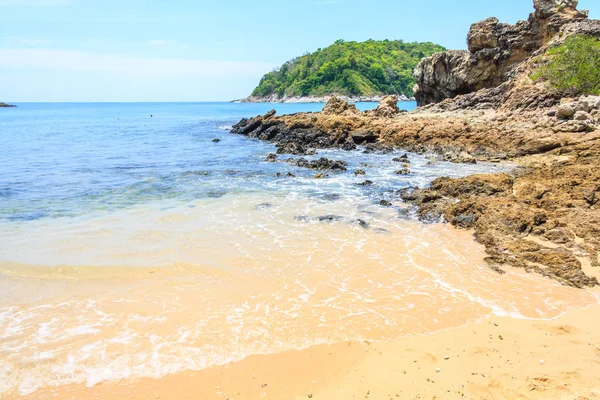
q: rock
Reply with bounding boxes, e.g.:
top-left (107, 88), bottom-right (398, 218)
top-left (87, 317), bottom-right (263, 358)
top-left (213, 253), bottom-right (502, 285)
top-left (414, 0), bottom-right (589, 106)
top-left (356, 219), bottom-right (370, 228)
top-left (265, 153), bottom-right (278, 162)
top-left (395, 169), bottom-right (411, 175)
top-left (276, 142), bottom-right (316, 155)
top-left (0, 102), bottom-right (16, 108)
top-left (322, 96), bottom-right (359, 116)
top-left (351, 129), bottom-right (378, 144)
top-left (286, 172), bottom-right (296, 178)
top-left (379, 200), bottom-right (392, 206)
top-left (212, 138), bottom-right (221, 143)
top-left (289, 157), bottom-right (348, 171)
top-left (557, 103), bottom-right (579, 118)
top-left (392, 154), bottom-right (410, 162)
top-left (556, 120), bottom-right (595, 132)
top-left (453, 214), bottom-right (478, 228)
top-left (318, 215), bottom-right (343, 222)
top-left (358, 180), bottom-right (374, 186)
top-left (573, 111), bottom-right (592, 121)
top-left (371, 95), bottom-right (400, 118)
top-left (341, 141), bottom-right (358, 151)
top-left (355, 169), bottom-right (366, 175)
top-left (456, 152), bottom-right (477, 164)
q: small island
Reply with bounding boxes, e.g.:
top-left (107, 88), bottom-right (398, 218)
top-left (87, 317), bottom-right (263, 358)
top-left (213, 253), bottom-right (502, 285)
top-left (0, 102), bottom-right (16, 108)
top-left (236, 39), bottom-right (445, 103)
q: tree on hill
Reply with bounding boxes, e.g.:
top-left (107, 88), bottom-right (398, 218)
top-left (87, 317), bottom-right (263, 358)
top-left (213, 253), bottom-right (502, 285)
top-left (251, 39), bottom-right (445, 99)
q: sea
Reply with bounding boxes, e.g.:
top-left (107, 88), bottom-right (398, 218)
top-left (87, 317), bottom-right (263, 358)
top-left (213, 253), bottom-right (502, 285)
top-left (0, 102), bottom-right (597, 396)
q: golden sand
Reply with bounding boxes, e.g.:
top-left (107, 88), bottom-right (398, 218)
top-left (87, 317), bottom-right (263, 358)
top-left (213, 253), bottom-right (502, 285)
top-left (1, 195), bottom-right (599, 399)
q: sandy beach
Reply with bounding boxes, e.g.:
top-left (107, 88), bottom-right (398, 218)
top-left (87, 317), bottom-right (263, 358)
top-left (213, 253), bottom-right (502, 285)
top-left (21, 276), bottom-right (600, 400)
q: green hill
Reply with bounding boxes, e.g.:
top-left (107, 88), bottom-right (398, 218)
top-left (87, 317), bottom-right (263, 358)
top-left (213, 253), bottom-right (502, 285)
top-left (250, 39), bottom-right (446, 99)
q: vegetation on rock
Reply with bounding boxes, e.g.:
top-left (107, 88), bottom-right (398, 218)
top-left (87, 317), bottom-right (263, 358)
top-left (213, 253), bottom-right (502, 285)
top-left (533, 35), bottom-right (600, 95)
top-left (251, 39), bottom-right (445, 99)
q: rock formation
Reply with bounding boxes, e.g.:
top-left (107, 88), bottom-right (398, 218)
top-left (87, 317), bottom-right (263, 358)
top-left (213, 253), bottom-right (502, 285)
top-left (0, 102), bottom-right (16, 108)
top-left (414, 0), bottom-right (590, 106)
top-left (229, 0), bottom-right (600, 288)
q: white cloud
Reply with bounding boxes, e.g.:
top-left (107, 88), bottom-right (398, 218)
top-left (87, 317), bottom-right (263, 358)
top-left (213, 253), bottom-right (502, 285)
top-left (0, 48), bottom-right (276, 77)
top-left (0, 0), bottom-right (70, 5)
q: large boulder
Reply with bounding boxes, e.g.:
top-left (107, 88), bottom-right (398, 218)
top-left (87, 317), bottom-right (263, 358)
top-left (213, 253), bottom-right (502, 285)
top-left (370, 95), bottom-right (401, 118)
top-left (322, 96), bottom-right (359, 116)
top-left (414, 0), bottom-right (589, 106)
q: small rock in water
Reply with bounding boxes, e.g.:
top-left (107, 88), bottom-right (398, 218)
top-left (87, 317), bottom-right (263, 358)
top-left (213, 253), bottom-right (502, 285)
top-left (356, 219), bottom-right (370, 228)
top-left (314, 173), bottom-right (328, 179)
top-left (318, 215), bottom-right (344, 222)
top-left (265, 153), bottom-right (278, 162)
top-left (357, 180), bottom-right (374, 186)
top-left (392, 154), bottom-right (410, 163)
top-left (379, 200), bottom-right (392, 207)
top-left (212, 138), bottom-right (221, 143)
top-left (395, 169), bottom-right (411, 175)
top-left (286, 172), bottom-right (296, 178)
top-left (355, 169), bottom-right (366, 175)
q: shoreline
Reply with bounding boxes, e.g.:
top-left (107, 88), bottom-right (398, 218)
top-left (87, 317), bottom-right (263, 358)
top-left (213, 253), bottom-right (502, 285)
top-left (19, 283), bottom-right (600, 400)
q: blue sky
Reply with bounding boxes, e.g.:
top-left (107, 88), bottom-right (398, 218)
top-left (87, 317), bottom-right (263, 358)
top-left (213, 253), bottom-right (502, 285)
top-left (0, 0), bottom-right (597, 102)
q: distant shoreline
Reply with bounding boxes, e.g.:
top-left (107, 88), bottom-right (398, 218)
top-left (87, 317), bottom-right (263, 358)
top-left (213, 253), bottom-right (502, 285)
top-left (0, 102), bottom-right (16, 108)
top-left (231, 94), bottom-right (415, 104)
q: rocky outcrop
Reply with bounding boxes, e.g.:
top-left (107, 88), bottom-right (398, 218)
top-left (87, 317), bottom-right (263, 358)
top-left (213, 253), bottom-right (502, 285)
top-left (0, 102), bottom-right (16, 108)
top-left (414, 0), bottom-right (590, 106)
top-left (231, 89), bottom-right (600, 287)
top-left (368, 95), bottom-right (403, 118)
top-left (229, 0), bottom-right (600, 288)
top-left (399, 142), bottom-right (600, 288)
top-left (322, 96), bottom-right (360, 116)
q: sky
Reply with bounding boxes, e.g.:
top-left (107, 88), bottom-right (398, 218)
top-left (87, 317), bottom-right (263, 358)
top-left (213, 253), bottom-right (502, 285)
top-left (0, 0), bottom-right (597, 102)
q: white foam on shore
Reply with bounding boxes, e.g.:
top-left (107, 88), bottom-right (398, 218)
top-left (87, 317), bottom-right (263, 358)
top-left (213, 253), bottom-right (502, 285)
top-left (0, 192), bottom-right (597, 396)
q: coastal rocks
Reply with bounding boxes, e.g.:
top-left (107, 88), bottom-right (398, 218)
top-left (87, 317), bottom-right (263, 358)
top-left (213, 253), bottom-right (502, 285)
top-left (287, 157), bottom-right (348, 172)
top-left (276, 142), bottom-right (316, 155)
top-left (549, 96), bottom-right (600, 131)
top-left (413, 51), bottom-right (477, 106)
top-left (351, 129), bottom-right (378, 144)
top-left (401, 148), bottom-right (600, 288)
top-left (557, 102), bottom-right (578, 118)
top-left (369, 95), bottom-right (401, 118)
top-left (414, 0), bottom-right (590, 106)
top-left (0, 102), bottom-right (16, 108)
top-left (322, 96), bottom-right (360, 116)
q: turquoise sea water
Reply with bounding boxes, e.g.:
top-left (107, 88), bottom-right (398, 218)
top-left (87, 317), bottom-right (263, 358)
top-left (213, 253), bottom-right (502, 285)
top-left (1, 102), bottom-right (421, 222)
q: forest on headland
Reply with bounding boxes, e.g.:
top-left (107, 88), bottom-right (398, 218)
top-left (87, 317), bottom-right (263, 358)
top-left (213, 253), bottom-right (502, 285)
top-left (250, 39), bottom-right (446, 99)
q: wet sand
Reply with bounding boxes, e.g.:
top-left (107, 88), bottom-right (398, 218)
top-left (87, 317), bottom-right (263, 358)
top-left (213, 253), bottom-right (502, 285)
top-left (21, 293), bottom-right (600, 400)
top-left (2, 195), bottom-right (599, 399)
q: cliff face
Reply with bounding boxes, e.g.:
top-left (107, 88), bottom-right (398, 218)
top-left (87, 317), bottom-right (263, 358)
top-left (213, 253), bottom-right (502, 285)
top-left (413, 0), bottom-right (590, 106)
